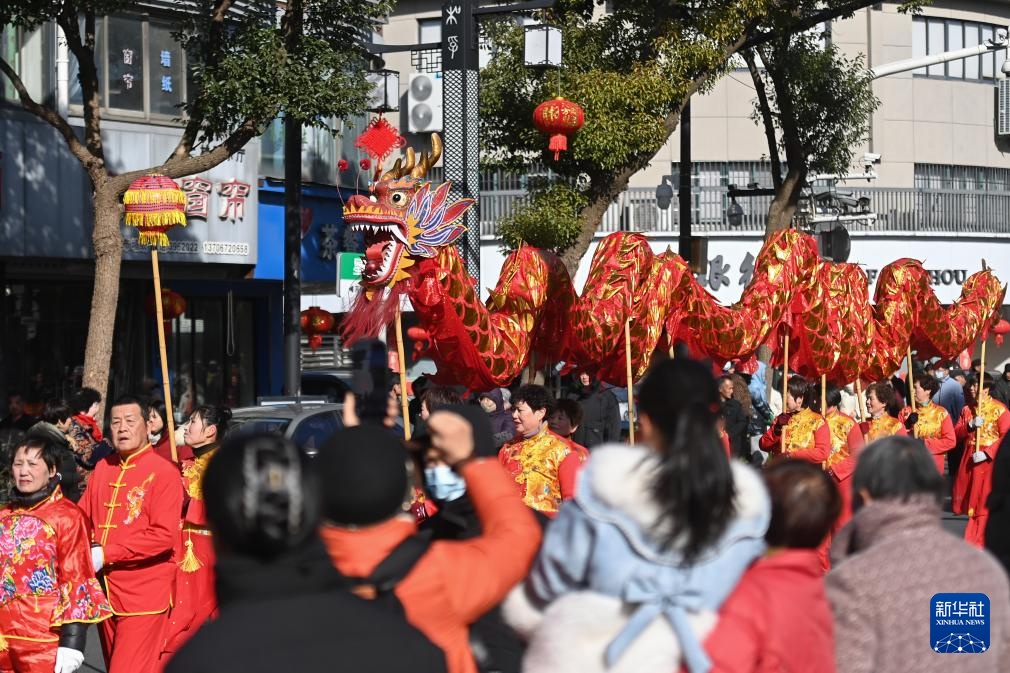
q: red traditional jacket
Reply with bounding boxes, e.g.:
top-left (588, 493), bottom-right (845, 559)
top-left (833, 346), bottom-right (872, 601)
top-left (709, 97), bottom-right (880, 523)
top-left (759, 408), bottom-right (831, 464)
top-left (823, 411), bottom-right (863, 481)
top-left (861, 414), bottom-right (906, 442)
top-left (0, 486), bottom-right (112, 645)
top-left (498, 426), bottom-right (584, 515)
top-left (953, 398), bottom-right (1010, 518)
top-left (898, 402), bottom-right (956, 474)
top-left (78, 444), bottom-right (183, 615)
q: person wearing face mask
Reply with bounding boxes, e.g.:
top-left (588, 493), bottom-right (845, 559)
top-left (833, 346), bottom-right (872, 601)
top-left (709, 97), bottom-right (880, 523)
top-left (0, 438), bottom-right (113, 673)
top-left (420, 405), bottom-right (527, 673)
top-left (897, 376), bottom-right (956, 475)
top-left (858, 381), bottom-right (905, 442)
top-left (758, 376), bottom-right (831, 464)
top-left (161, 405), bottom-right (232, 660)
top-left (952, 376), bottom-right (1010, 547)
top-left (498, 385), bottom-right (585, 516)
top-left (931, 359), bottom-right (966, 421)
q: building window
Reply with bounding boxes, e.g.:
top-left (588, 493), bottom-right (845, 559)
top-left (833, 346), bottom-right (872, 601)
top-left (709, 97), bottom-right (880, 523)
top-left (1, 24), bottom-right (56, 106)
top-left (69, 14), bottom-right (187, 121)
top-left (418, 18), bottom-right (440, 44)
top-left (915, 164), bottom-right (1010, 191)
top-left (912, 16), bottom-right (1007, 81)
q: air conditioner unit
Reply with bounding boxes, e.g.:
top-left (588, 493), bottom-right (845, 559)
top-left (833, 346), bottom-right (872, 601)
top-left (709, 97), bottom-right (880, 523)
top-left (999, 79), bottom-right (1010, 136)
top-left (407, 72), bottom-right (443, 133)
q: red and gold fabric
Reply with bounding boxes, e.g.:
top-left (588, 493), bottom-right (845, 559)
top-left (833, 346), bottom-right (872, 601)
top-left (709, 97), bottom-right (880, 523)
top-left (898, 402), bottom-right (956, 474)
top-left (952, 398), bottom-right (1010, 547)
top-left (77, 445), bottom-right (183, 616)
top-left (759, 408), bottom-right (831, 464)
top-left (498, 428), bottom-right (584, 516)
top-left (162, 448), bottom-right (218, 657)
top-left (0, 487), bottom-right (112, 661)
top-left (861, 415), bottom-right (906, 442)
top-left (823, 411), bottom-right (861, 476)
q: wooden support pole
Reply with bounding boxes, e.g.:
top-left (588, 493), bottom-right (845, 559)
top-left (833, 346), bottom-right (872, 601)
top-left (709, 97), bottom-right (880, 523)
top-left (625, 320), bottom-right (636, 445)
top-left (395, 310), bottom-right (411, 440)
top-left (855, 378), bottom-right (867, 422)
top-left (977, 337), bottom-right (988, 451)
top-left (821, 374), bottom-right (827, 416)
top-left (907, 347), bottom-right (917, 438)
top-left (151, 249), bottom-right (178, 463)
top-left (781, 334), bottom-right (790, 454)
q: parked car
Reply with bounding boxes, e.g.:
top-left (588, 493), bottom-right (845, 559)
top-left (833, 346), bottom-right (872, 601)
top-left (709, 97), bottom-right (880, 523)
top-left (228, 401), bottom-right (344, 457)
top-left (300, 370), bottom-right (354, 403)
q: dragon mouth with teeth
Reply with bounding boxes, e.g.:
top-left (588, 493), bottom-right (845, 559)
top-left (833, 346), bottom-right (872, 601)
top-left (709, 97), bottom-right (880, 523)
top-left (345, 217), bottom-right (410, 286)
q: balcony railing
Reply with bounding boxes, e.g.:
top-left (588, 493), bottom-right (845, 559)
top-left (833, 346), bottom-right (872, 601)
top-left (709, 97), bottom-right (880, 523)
top-left (478, 187), bottom-right (1010, 236)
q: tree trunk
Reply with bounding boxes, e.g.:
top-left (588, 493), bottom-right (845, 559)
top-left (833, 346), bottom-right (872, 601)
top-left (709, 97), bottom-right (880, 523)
top-left (81, 185), bottom-right (124, 417)
top-left (764, 165), bottom-right (806, 234)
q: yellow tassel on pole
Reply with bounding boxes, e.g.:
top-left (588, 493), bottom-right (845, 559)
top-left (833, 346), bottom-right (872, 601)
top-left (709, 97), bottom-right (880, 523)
top-left (178, 534), bottom-right (203, 573)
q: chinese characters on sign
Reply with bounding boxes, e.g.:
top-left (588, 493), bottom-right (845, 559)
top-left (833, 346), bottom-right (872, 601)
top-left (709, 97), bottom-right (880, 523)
top-left (319, 223), bottom-right (339, 260)
top-left (122, 73), bottom-right (135, 90)
top-left (160, 50), bottom-right (172, 67)
top-left (935, 600), bottom-right (986, 619)
top-left (161, 76), bottom-right (173, 93)
top-left (181, 177), bottom-right (213, 219)
top-left (218, 179), bottom-right (252, 222)
top-left (122, 48), bottom-right (134, 65)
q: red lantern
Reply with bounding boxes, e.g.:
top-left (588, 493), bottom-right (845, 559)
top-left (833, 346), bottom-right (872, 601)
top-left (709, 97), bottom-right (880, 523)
top-left (123, 174), bottom-right (188, 247)
top-left (533, 96), bottom-right (585, 160)
top-left (993, 318), bottom-right (1010, 346)
top-left (145, 289), bottom-right (187, 321)
top-left (300, 306), bottom-right (335, 350)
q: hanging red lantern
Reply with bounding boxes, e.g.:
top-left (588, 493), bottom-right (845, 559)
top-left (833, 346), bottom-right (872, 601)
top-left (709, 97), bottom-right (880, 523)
top-left (123, 174), bottom-right (188, 247)
top-left (145, 289), bottom-right (187, 321)
top-left (533, 96), bottom-right (585, 161)
top-left (992, 318), bottom-right (1010, 346)
top-left (300, 306), bottom-right (335, 350)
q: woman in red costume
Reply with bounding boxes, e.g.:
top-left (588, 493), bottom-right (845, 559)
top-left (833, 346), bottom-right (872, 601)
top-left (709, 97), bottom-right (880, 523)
top-left (953, 375), bottom-right (1010, 547)
top-left (859, 381), bottom-right (906, 442)
top-left (759, 376), bottom-right (831, 464)
top-left (898, 376), bottom-right (956, 475)
top-left (161, 405), bottom-right (231, 659)
top-left (0, 437), bottom-right (112, 673)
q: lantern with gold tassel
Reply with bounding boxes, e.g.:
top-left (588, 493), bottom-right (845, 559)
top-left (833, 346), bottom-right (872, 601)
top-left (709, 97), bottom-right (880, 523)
top-left (301, 306), bottom-right (335, 350)
top-left (533, 96), bottom-right (584, 160)
top-left (123, 174), bottom-right (187, 463)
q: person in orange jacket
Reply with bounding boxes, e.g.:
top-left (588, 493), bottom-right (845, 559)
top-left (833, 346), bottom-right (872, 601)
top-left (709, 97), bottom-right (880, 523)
top-left (77, 396), bottom-right (183, 673)
top-left (759, 376), bottom-right (831, 464)
top-left (859, 381), bottom-right (906, 442)
top-left (698, 459), bottom-right (839, 673)
top-left (318, 412), bottom-right (542, 673)
top-left (953, 375), bottom-right (1010, 547)
top-left (897, 376), bottom-right (956, 475)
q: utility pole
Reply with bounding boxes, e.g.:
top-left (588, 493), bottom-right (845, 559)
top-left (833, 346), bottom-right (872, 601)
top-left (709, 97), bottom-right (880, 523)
top-left (678, 98), bottom-right (692, 263)
top-left (283, 0), bottom-right (303, 396)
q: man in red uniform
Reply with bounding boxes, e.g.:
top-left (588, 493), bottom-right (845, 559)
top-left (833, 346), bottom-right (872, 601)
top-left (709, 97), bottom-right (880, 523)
top-left (78, 396), bottom-right (183, 673)
top-left (759, 376), bottom-right (831, 464)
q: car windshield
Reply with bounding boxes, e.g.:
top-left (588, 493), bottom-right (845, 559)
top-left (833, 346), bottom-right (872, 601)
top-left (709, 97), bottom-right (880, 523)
top-left (228, 417), bottom-right (291, 438)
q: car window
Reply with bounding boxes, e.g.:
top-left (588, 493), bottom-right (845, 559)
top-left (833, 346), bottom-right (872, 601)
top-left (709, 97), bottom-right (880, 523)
top-left (228, 417), bottom-right (291, 438)
top-left (301, 376), bottom-right (351, 402)
top-left (291, 410), bottom-right (343, 456)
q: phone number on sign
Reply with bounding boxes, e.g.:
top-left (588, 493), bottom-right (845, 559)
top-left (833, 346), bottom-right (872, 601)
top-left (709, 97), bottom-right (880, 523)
top-left (202, 241), bottom-right (250, 256)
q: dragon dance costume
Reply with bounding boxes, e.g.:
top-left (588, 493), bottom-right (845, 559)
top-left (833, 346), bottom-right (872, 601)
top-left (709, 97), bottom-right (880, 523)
top-left (953, 397), bottom-right (1010, 547)
top-left (0, 482), bottom-right (112, 673)
top-left (759, 408), bottom-right (831, 464)
top-left (78, 444), bottom-right (183, 673)
top-left (898, 401), bottom-right (956, 474)
top-left (498, 426), bottom-right (585, 516)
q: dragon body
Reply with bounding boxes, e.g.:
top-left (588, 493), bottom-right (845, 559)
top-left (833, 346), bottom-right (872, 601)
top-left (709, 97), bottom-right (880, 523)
top-left (342, 136), bottom-right (1005, 391)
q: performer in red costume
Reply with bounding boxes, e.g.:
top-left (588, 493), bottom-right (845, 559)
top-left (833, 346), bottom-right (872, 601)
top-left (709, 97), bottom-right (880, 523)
top-left (0, 438), bottom-right (113, 673)
top-left (898, 376), bottom-right (956, 474)
top-left (953, 376), bottom-right (1010, 547)
top-left (822, 387), bottom-right (864, 527)
top-left (498, 385), bottom-right (584, 516)
top-left (858, 381), bottom-right (906, 442)
top-left (759, 376), bottom-right (831, 464)
top-left (78, 396), bottom-right (183, 673)
top-left (161, 405), bottom-right (231, 659)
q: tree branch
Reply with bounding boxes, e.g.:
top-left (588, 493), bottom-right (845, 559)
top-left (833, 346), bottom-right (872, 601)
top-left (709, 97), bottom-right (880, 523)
top-left (743, 49), bottom-right (783, 189)
top-left (59, 9), bottom-right (105, 167)
top-left (171, 0), bottom-right (236, 159)
top-left (0, 56), bottom-right (101, 178)
top-left (740, 0), bottom-right (877, 52)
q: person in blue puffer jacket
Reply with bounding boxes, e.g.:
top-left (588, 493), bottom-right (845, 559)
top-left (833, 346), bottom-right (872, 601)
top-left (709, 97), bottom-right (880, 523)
top-left (504, 358), bottom-right (770, 673)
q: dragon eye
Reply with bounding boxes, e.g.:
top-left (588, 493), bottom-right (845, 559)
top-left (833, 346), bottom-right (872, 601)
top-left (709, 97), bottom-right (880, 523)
top-left (389, 191), bottom-right (408, 206)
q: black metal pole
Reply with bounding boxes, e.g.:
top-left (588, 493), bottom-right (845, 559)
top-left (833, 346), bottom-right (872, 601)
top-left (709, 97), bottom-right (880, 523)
top-left (283, 0), bottom-right (303, 397)
top-left (678, 98), bottom-right (692, 262)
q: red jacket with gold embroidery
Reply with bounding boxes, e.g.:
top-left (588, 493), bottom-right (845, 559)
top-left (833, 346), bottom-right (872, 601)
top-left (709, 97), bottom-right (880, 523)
top-left (0, 486), bottom-right (112, 644)
top-left (759, 408), bottom-right (831, 463)
top-left (498, 428), bottom-right (584, 516)
top-left (78, 445), bottom-right (183, 615)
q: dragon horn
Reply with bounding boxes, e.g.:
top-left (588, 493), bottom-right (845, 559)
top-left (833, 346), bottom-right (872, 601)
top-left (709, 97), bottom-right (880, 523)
top-left (402, 147), bottom-right (416, 175)
top-left (411, 134), bottom-right (443, 179)
top-left (381, 157), bottom-right (404, 181)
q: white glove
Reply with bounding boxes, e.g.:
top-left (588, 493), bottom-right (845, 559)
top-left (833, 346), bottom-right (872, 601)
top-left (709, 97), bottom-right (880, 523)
top-left (972, 451), bottom-right (988, 464)
top-left (55, 647), bottom-right (84, 673)
top-left (971, 416), bottom-right (985, 429)
top-left (91, 546), bottom-right (104, 573)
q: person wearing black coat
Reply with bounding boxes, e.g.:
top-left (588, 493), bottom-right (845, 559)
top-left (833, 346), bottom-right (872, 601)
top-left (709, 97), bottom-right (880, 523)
top-left (568, 373), bottom-right (621, 449)
top-left (164, 432), bottom-right (447, 673)
top-left (718, 376), bottom-right (750, 460)
top-left (985, 432), bottom-right (1010, 577)
top-left (25, 399), bottom-right (83, 502)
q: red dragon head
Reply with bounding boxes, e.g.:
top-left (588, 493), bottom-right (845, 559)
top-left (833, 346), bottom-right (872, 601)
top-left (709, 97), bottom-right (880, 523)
top-left (343, 134), bottom-right (475, 295)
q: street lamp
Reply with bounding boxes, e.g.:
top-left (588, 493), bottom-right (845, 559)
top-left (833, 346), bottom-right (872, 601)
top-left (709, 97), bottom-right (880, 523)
top-left (524, 24), bottom-right (562, 67)
top-left (366, 68), bottom-right (400, 112)
top-left (726, 196), bottom-right (744, 227)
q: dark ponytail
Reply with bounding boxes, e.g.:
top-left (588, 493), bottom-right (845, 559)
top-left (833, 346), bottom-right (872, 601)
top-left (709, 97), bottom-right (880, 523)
top-left (203, 433), bottom-right (321, 560)
top-left (191, 404), bottom-right (233, 439)
top-left (638, 358), bottom-right (735, 562)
